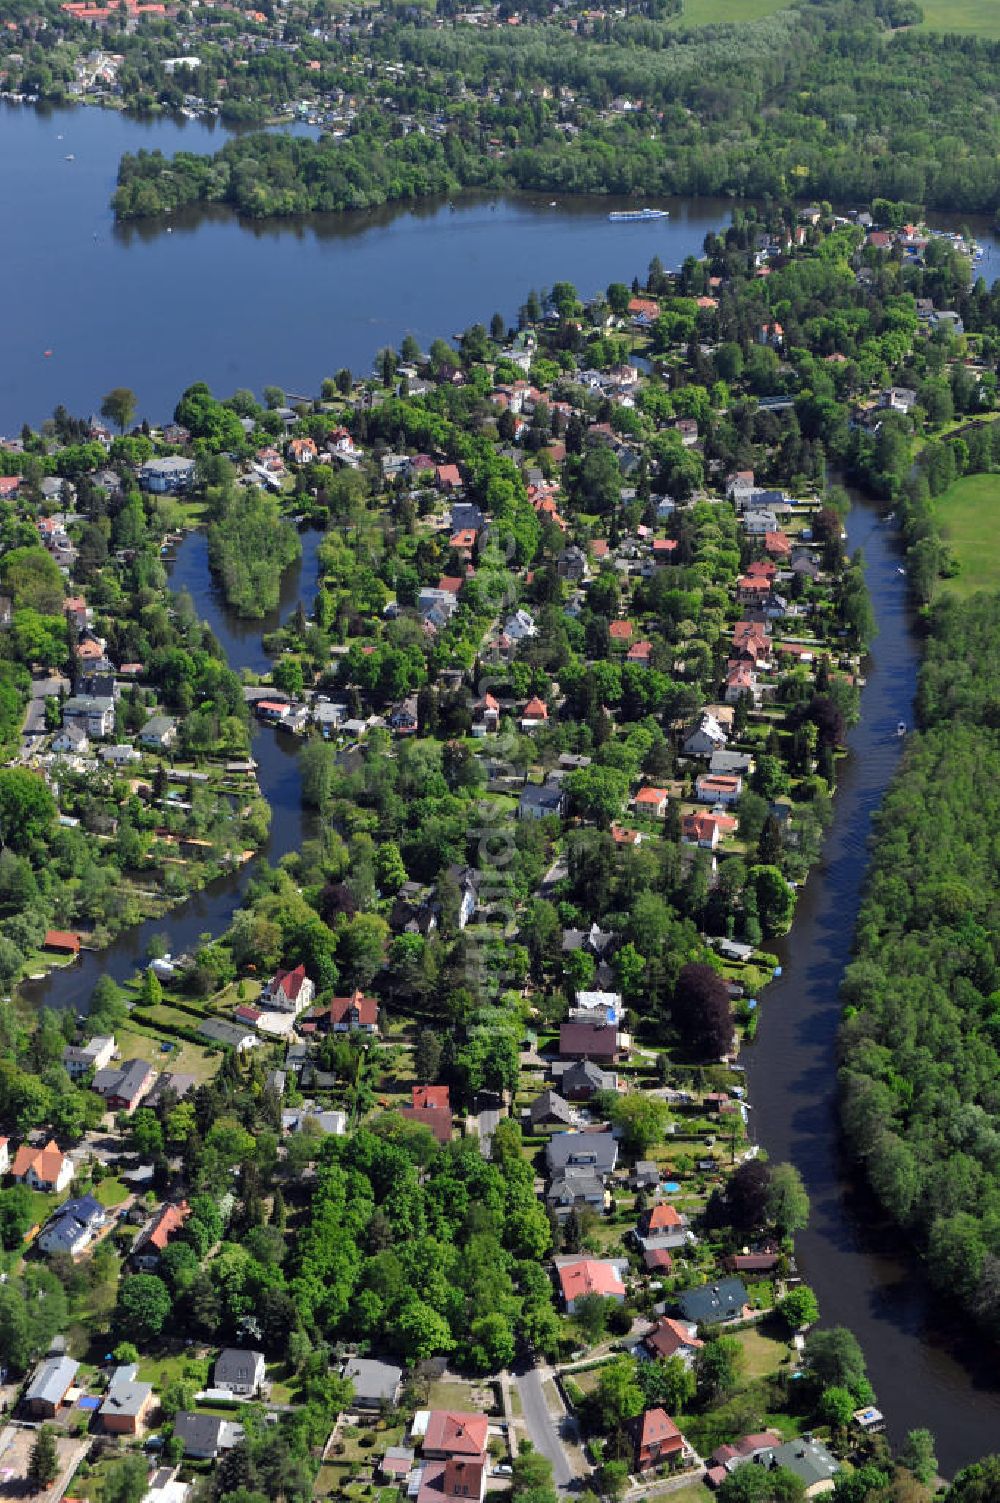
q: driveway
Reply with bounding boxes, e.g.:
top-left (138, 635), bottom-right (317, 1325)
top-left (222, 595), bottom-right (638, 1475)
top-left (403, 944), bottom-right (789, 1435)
top-left (515, 1365), bottom-right (581, 1494)
top-left (476, 1108), bottom-right (500, 1159)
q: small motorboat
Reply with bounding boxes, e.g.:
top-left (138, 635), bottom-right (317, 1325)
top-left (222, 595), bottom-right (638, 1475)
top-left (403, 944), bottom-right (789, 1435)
top-left (64, 153), bottom-right (74, 161)
top-left (897, 721), bottom-right (906, 737)
top-left (897, 565), bottom-right (906, 575)
top-left (43, 349), bottom-right (52, 357)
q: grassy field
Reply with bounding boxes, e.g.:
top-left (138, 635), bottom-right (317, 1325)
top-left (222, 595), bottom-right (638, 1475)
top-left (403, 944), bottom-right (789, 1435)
top-left (918, 0), bottom-right (1000, 38)
top-left (672, 0), bottom-right (790, 23)
top-left (114, 1021), bottom-right (223, 1084)
top-left (933, 472), bottom-right (1000, 598)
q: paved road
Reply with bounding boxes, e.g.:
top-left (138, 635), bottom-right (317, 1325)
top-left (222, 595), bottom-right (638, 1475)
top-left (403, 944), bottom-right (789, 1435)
top-left (515, 1366), bottom-right (578, 1493)
top-left (477, 1108), bottom-right (500, 1158)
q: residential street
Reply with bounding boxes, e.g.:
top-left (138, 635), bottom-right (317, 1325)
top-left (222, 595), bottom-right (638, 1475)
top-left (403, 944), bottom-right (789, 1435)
top-left (515, 1365), bottom-right (581, 1494)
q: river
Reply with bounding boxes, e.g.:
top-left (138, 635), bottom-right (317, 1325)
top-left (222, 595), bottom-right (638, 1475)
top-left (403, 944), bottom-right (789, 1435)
top-left (744, 495), bottom-right (1000, 1473)
top-left (8, 91), bottom-right (1000, 1473)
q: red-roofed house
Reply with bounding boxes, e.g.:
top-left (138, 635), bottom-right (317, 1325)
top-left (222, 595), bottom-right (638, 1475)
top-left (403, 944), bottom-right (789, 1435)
top-left (764, 531), bottom-right (791, 559)
top-left (436, 464), bottom-right (462, 491)
top-left (736, 574), bottom-right (772, 606)
top-left (609, 620), bottom-right (634, 644)
top-left (652, 538), bottom-right (678, 561)
top-left (438, 576), bottom-right (464, 596)
top-left (520, 697), bottom-right (549, 730)
top-left (261, 964), bottom-right (315, 1016)
top-left (682, 811), bottom-right (737, 850)
top-left (417, 1459), bottom-right (486, 1503)
top-left (557, 1258), bottom-right (626, 1312)
top-left (695, 773), bottom-right (742, 807)
top-left (43, 930), bottom-right (81, 956)
top-left (630, 1409), bottom-right (687, 1472)
top-left (326, 989), bottom-right (380, 1034)
top-left (422, 1411), bottom-right (489, 1461)
top-left (627, 298), bottom-right (660, 325)
top-left (0, 477), bottom-right (20, 500)
top-left (476, 693), bottom-right (500, 733)
top-left (449, 529), bottom-right (477, 554)
top-left (413, 1085), bottom-right (450, 1110)
top-left (627, 640), bottom-right (653, 666)
top-left (132, 1200), bottom-right (191, 1270)
top-left (11, 1139), bottom-right (74, 1193)
top-left (401, 1105), bottom-right (454, 1146)
top-left (644, 1316), bottom-right (703, 1364)
top-left (635, 786), bottom-right (669, 818)
top-left (288, 437), bottom-right (318, 464)
top-left (725, 664), bottom-right (760, 706)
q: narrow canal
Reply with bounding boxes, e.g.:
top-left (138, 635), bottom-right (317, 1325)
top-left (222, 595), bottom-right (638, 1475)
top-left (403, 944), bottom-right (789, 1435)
top-left (744, 493), bottom-right (1000, 1473)
top-left (20, 497), bottom-right (1000, 1471)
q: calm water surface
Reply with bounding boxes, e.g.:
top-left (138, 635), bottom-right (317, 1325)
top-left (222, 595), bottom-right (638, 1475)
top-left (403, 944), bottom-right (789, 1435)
top-left (0, 100), bottom-right (734, 429)
top-left (9, 96), bottom-right (1000, 1474)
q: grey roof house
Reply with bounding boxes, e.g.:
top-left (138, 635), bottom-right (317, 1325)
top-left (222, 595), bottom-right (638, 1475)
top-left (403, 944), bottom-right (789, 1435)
top-left (213, 1348), bottom-right (266, 1396)
top-left (24, 1354), bottom-right (79, 1417)
top-left (675, 1278), bottom-right (749, 1328)
top-left (173, 1412), bottom-right (244, 1460)
top-left (343, 1356), bottom-right (403, 1409)
top-left (545, 1131), bottom-right (618, 1178)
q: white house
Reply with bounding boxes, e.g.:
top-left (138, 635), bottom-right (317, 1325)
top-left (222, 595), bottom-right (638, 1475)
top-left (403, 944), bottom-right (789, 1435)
top-left (503, 608), bottom-right (537, 641)
top-left (213, 1348), bottom-right (266, 1397)
top-left (260, 965), bottom-right (315, 1015)
top-left (682, 714), bottom-right (728, 759)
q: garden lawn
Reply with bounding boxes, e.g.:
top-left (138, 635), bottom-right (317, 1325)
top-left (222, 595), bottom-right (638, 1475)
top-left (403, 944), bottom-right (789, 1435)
top-left (92, 1177), bottom-right (129, 1208)
top-left (663, 1487), bottom-right (713, 1503)
top-left (113, 1022), bottom-right (223, 1084)
top-left (933, 473), bottom-right (1000, 598)
top-left (918, 0), bottom-right (1000, 36)
top-left (673, 0), bottom-right (790, 23)
top-left (735, 1321), bottom-right (792, 1377)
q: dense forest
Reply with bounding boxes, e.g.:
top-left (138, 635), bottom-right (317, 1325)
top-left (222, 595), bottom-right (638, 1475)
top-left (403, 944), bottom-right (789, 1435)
top-left (206, 477), bottom-right (302, 618)
top-left (112, 0), bottom-right (1000, 221)
top-left (840, 594), bottom-right (1000, 1338)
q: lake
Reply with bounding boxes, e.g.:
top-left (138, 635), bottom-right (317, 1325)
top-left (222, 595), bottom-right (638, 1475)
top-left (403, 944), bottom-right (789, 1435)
top-left (0, 100), bottom-right (737, 431)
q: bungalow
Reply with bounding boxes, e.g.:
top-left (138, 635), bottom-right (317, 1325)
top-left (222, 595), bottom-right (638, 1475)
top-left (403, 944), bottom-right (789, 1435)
top-left (214, 1348), bottom-right (266, 1397)
top-left (342, 1356), bottom-right (403, 1411)
top-left (24, 1354), bottom-right (79, 1418)
top-left (91, 1058), bottom-right (156, 1114)
top-left (520, 696), bottom-right (549, 730)
top-left (173, 1413), bottom-right (244, 1461)
top-left (100, 1364), bottom-right (155, 1434)
top-left (559, 1021), bottom-right (622, 1062)
top-left (643, 1316), bottom-right (703, 1366)
top-left (627, 639), bottom-right (653, 666)
top-left (695, 773), bottom-right (743, 807)
top-left (608, 620), bottom-right (634, 645)
top-left (726, 1251), bottom-right (781, 1277)
top-left (38, 1194), bottom-right (107, 1257)
top-left (255, 700), bottom-right (292, 724)
top-left (44, 929), bottom-right (82, 958)
top-left (132, 1200), bottom-right (191, 1270)
top-left (635, 786), bottom-right (669, 819)
top-left (326, 989), bottom-right (380, 1034)
top-left (756, 1437), bottom-right (840, 1496)
top-left (764, 530), bottom-right (792, 560)
top-left (710, 1430), bottom-right (783, 1475)
top-left (630, 1408), bottom-right (686, 1472)
top-left (139, 715), bottom-right (178, 751)
top-left (422, 1410), bottom-right (489, 1461)
top-left (11, 1139), bottom-right (74, 1193)
top-left (261, 964), bottom-right (315, 1015)
top-left (413, 1085), bottom-right (450, 1111)
top-left (675, 1277), bottom-right (749, 1328)
top-left (556, 1257), bottom-right (626, 1313)
top-left (652, 538), bottom-right (678, 563)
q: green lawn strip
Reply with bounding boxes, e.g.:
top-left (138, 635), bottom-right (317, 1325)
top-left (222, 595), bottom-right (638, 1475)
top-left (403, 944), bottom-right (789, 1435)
top-left (932, 472), bottom-right (1000, 598)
